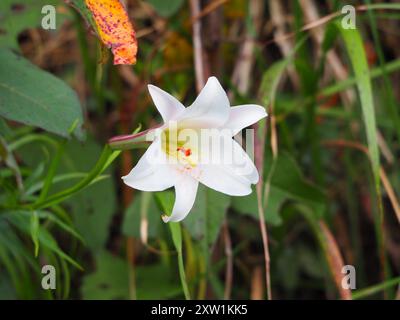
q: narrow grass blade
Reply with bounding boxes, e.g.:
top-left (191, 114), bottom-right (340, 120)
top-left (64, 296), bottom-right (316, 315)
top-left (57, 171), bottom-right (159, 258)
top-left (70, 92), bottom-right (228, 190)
top-left (337, 23), bottom-right (387, 288)
top-left (352, 277), bottom-right (400, 299)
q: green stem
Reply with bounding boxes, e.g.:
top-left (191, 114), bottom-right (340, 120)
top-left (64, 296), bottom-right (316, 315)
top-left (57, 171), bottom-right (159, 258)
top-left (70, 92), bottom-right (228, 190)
top-left (352, 277), bottom-right (400, 299)
top-left (9, 134), bottom-right (57, 151)
top-left (169, 222), bottom-right (190, 300)
top-left (177, 249), bottom-right (190, 300)
top-left (320, 58), bottom-right (400, 97)
top-left (27, 146), bottom-right (118, 210)
top-left (36, 139), bottom-right (67, 204)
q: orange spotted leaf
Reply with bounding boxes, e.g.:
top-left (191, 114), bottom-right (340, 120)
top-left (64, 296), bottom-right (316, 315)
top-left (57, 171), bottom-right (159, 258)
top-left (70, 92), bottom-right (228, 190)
top-left (85, 0), bottom-right (137, 65)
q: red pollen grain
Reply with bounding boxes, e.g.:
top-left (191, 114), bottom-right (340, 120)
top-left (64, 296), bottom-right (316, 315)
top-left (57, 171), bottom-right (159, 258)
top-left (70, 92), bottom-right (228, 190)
top-left (177, 147), bottom-right (192, 157)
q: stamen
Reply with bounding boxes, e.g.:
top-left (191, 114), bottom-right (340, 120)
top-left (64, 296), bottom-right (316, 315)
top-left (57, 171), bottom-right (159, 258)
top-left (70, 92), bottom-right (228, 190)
top-left (177, 147), bottom-right (192, 157)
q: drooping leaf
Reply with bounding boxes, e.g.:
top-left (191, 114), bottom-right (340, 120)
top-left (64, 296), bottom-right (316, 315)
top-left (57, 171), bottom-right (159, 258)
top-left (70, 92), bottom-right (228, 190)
top-left (0, 219), bottom-right (40, 298)
top-left (38, 210), bottom-right (85, 244)
top-left (3, 211), bottom-right (82, 269)
top-left (0, 49), bottom-right (85, 140)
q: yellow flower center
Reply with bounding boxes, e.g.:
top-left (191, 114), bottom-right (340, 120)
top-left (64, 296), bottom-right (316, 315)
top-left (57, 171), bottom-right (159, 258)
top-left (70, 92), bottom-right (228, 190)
top-left (161, 127), bottom-right (197, 168)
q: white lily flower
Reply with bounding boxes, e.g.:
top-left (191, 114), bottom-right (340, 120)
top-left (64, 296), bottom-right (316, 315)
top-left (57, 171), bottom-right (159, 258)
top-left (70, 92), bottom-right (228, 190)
top-left (122, 77), bottom-right (267, 222)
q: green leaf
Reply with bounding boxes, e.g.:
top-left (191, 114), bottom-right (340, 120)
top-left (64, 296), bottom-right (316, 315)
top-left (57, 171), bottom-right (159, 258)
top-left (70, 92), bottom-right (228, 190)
top-left (336, 23), bottom-right (387, 283)
top-left (81, 251), bottom-right (129, 300)
top-left (259, 59), bottom-right (290, 107)
top-left (146, 0), bottom-right (184, 17)
top-left (81, 251), bottom-right (181, 300)
top-left (0, 273), bottom-right (16, 300)
top-left (0, 49), bottom-right (85, 140)
top-left (3, 211), bottom-right (82, 269)
top-left (183, 186), bottom-right (231, 251)
top-left (155, 190), bottom-right (175, 214)
top-left (58, 138), bottom-right (116, 252)
top-left (135, 264), bottom-right (181, 300)
top-left (0, 220), bottom-right (39, 298)
top-left (156, 186), bottom-right (230, 298)
top-left (232, 153), bottom-right (326, 225)
top-left (336, 24), bottom-right (380, 187)
top-left (38, 210), bottom-right (84, 244)
top-left (0, 135), bottom-right (23, 191)
top-left (320, 58), bottom-right (400, 97)
top-left (30, 211), bottom-right (39, 257)
top-left (16, 136), bottom-right (116, 251)
top-left (0, 118), bottom-right (12, 138)
top-left (352, 276), bottom-right (400, 300)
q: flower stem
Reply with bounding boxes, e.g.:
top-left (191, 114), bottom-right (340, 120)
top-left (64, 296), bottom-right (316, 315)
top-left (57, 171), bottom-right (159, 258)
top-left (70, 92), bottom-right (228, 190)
top-left (169, 222), bottom-right (191, 300)
top-left (27, 146), bottom-right (119, 210)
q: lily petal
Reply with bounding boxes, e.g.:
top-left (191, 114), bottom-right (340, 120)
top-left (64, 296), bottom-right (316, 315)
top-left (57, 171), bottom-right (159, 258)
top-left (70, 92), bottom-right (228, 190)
top-left (225, 104), bottom-right (267, 136)
top-left (148, 85), bottom-right (186, 123)
top-left (197, 133), bottom-right (258, 195)
top-left (122, 139), bottom-right (176, 191)
top-left (163, 174), bottom-right (199, 222)
top-left (231, 139), bottom-right (259, 184)
top-left (198, 163), bottom-right (252, 196)
top-left (179, 77), bottom-right (230, 128)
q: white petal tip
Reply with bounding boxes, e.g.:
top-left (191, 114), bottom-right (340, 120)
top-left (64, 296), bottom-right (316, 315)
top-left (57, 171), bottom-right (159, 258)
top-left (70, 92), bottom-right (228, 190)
top-left (161, 214), bottom-right (170, 223)
top-left (244, 188), bottom-right (253, 196)
top-left (257, 106), bottom-right (268, 117)
top-left (204, 76), bottom-right (221, 87)
top-left (148, 84), bottom-right (162, 94)
top-left (147, 84), bottom-right (156, 92)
